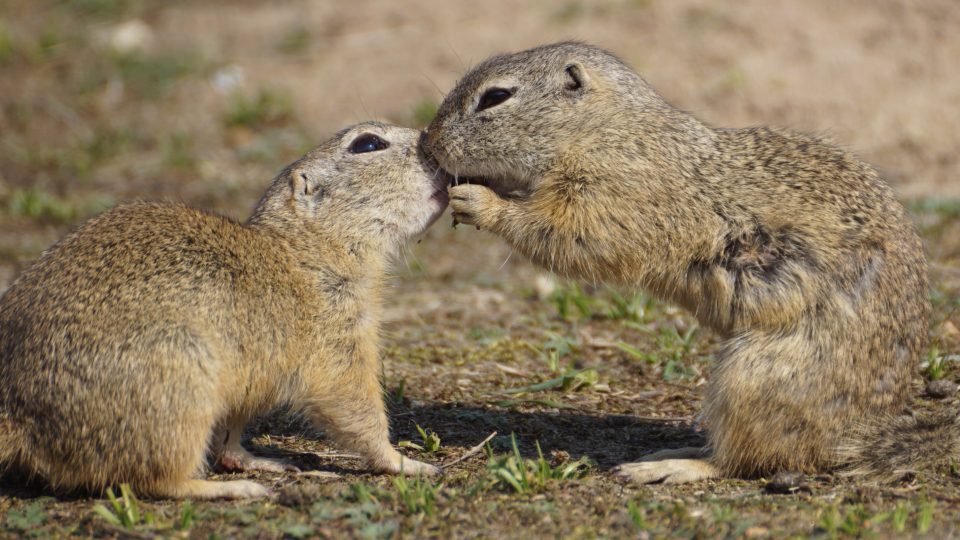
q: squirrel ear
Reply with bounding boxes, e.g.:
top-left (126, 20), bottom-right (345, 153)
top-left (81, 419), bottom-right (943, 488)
top-left (563, 62), bottom-right (590, 95)
top-left (289, 170), bottom-right (324, 202)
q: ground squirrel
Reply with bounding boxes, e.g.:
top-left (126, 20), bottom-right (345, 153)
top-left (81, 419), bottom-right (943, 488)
top-left (0, 122), bottom-right (446, 499)
top-left (424, 42), bottom-right (953, 483)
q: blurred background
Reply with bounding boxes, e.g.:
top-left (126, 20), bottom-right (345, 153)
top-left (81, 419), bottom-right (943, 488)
top-left (0, 0), bottom-right (957, 289)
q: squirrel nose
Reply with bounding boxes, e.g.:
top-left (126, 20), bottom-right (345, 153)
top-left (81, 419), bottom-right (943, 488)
top-left (416, 133), bottom-right (441, 169)
top-left (419, 129), bottom-right (444, 162)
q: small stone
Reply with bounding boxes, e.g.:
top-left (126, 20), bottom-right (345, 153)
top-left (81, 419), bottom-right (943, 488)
top-left (744, 526), bottom-right (769, 538)
top-left (765, 470), bottom-right (809, 494)
top-left (532, 274), bottom-right (557, 299)
top-left (109, 20), bottom-right (153, 53)
top-left (925, 379), bottom-right (958, 399)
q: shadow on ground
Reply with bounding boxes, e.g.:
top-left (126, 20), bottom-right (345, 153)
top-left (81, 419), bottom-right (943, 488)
top-left (250, 403), bottom-right (705, 472)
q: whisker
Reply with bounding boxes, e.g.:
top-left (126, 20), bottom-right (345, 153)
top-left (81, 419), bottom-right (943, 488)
top-left (497, 250), bottom-right (514, 271)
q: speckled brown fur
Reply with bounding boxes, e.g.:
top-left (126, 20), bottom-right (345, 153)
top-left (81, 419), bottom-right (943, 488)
top-left (424, 42), bottom-right (948, 483)
top-left (0, 122), bottom-right (446, 499)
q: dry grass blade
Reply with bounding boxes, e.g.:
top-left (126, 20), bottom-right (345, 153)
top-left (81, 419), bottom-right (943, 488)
top-left (442, 431), bottom-right (498, 469)
top-left (298, 470), bottom-right (343, 479)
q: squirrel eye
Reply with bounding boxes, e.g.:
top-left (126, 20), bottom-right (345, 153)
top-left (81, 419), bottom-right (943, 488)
top-left (349, 134), bottom-right (390, 154)
top-left (476, 88), bottom-right (513, 112)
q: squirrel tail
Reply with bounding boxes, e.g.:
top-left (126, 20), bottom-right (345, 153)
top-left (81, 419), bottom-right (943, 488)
top-left (836, 409), bottom-right (960, 482)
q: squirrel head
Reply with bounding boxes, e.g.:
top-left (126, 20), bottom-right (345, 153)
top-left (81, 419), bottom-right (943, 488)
top-left (423, 41), bottom-right (661, 197)
top-left (251, 122), bottom-right (449, 253)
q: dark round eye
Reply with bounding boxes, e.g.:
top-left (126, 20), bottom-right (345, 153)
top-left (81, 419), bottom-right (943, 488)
top-left (476, 88), bottom-right (513, 112)
top-left (349, 134), bottom-right (390, 154)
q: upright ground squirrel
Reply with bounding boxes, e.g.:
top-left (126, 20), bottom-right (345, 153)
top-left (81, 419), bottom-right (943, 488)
top-left (424, 42), bottom-right (952, 484)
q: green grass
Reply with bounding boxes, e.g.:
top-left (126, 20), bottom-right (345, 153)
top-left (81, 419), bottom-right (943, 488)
top-left (922, 347), bottom-right (947, 380)
top-left (552, 1), bottom-right (585, 22)
top-left (469, 326), bottom-right (506, 344)
top-left (813, 500), bottom-right (939, 538)
top-left (540, 331), bottom-right (577, 372)
top-left (162, 132), bottom-right (197, 170)
top-left (66, 0), bottom-right (144, 19)
top-left (4, 502), bottom-right (48, 534)
top-left (909, 197), bottom-right (960, 218)
top-left (92, 484), bottom-right (155, 530)
top-left (6, 188), bottom-right (114, 225)
top-left (225, 89), bottom-right (295, 129)
top-left (500, 367), bottom-right (598, 396)
top-left (384, 377), bottom-right (406, 406)
top-left (37, 22), bottom-right (68, 60)
top-left (617, 323), bottom-right (701, 381)
top-left (484, 434), bottom-right (592, 494)
top-left (627, 499), bottom-right (650, 531)
top-left (0, 23), bottom-right (16, 65)
top-left (177, 501), bottom-right (196, 531)
top-left (493, 332), bottom-right (599, 403)
top-left (410, 99), bottom-right (439, 129)
top-left (392, 474), bottom-right (442, 516)
top-left (550, 282), bottom-right (594, 320)
top-left (399, 424), bottom-right (442, 454)
top-left (11, 129), bottom-right (141, 181)
top-left (550, 282), bottom-right (658, 323)
top-left (111, 49), bottom-right (202, 98)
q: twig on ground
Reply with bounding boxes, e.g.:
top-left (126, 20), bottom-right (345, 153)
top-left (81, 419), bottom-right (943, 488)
top-left (442, 431), bottom-right (498, 469)
top-left (311, 452), bottom-right (364, 460)
top-left (298, 470), bottom-right (342, 479)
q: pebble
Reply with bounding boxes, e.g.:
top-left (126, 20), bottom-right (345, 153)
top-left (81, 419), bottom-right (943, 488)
top-left (926, 379), bottom-right (958, 399)
top-left (764, 470), bottom-right (809, 494)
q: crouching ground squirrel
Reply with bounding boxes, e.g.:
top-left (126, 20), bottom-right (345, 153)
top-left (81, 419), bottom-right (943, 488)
top-left (0, 122), bottom-right (446, 499)
top-left (424, 42), bottom-right (953, 483)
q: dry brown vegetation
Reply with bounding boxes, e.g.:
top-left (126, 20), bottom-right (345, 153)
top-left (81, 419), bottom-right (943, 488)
top-left (0, 1), bottom-right (958, 538)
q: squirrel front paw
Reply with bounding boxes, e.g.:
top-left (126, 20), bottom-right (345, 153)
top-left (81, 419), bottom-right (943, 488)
top-left (449, 183), bottom-right (501, 229)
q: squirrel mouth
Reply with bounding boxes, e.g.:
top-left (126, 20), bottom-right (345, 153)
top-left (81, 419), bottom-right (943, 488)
top-left (429, 169), bottom-right (453, 205)
top-left (449, 176), bottom-right (490, 188)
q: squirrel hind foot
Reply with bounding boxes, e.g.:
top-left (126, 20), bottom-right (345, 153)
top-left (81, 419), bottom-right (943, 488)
top-left (215, 450), bottom-right (300, 474)
top-left (613, 458), bottom-right (720, 485)
top-left (156, 479), bottom-right (270, 500)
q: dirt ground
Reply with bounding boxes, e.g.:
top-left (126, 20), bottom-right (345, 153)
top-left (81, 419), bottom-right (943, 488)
top-left (0, 0), bottom-right (958, 538)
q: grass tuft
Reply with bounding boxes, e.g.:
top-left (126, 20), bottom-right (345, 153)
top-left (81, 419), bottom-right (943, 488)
top-left (550, 282), bottom-right (657, 323)
top-left (484, 434), bottom-right (592, 494)
top-left (392, 474), bottom-right (442, 516)
top-left (618, 324), bottom-right (700, 381)
top-left (400, 424), bottom-right (443, 454)
top-left (921, 347), bottom-right (951, 381)
top-left (92, 484), bottom-right (155, 530)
